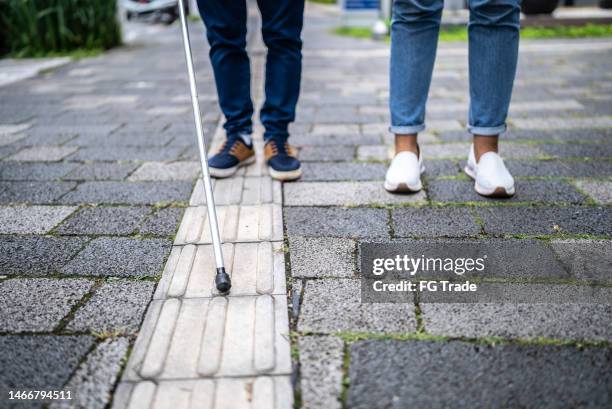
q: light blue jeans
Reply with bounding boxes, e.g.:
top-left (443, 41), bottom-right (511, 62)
top-left (390, 0), bottom-right (520, 136)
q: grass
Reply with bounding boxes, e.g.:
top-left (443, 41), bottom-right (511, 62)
top-left (308, 0), bottom-right (337, 4)
top-left (0, 0), bottom-right (121, 58)
top-left (334, 24), bottom-right (612, 42)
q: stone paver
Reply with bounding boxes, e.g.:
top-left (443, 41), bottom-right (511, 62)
top-left (174, 204), bottom-right (283, 244)
top-left (128, 161), bottom-right (200, 181)
top-left (0, 162), bottom-right (79, 180)
top-left (298, 279), bottom-right (416, 334)
top-left (284, 181), bottom-right (426, 206)
top-left (299, 336), bottom-right (344, 409)
top-left (0, 205), bottom-right (76, 233)
top-left (61, 237), bottom-right (171, 277)
top-left (0, 278), bottom-right (93, 332)
top-left (422, 303), bottom-right (612, 341)
top-left (428, 179), bottom-right (587, 203)
top-left (0, 181), bottom-right (76, 203)
top-left (285, 207), bottom-right (389, 239)
top-left (289, 237), bottom-right (355, 278)
top-left (551, 239), bottom-right (612, 283)
top-left (0, 236), bottom-right (88, 275)
top-left (392, 207), bottom-right (480, 238)
top-left (574, 179), bottom-right (612, 204)
top-left (348, 340), bottom-right (612, 409)
top-left (475, 205), bottom-right (611, 236)
top-left (59, 181), bottom-right (192, 205)
top-left (67, 280), bottom-right (155, 334)
top-left (54, 206), bottom-right (151, 235)
top-left (112, 377), bottom-right (293, 409)
top-left (64, 163), bottom-right (139, 181)
top-left (139, 206), bottom-right (184, 236)
top-left (0, 335), bottom-right (94, 389)
top-left (7, 146), bottom-right (78, 162)
top-left (51, 338), bottom-right (129, 409)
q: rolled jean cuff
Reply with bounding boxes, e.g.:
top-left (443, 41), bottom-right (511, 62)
top-left (389, 124), bottom-right (426, 134)
top-left (468, 123), bottom-right (507, 136)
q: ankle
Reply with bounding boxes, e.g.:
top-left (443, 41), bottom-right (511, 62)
top-left (473, 135), bottom-right (499, 162)
top-left (395, 134), bottom-right (418, 155)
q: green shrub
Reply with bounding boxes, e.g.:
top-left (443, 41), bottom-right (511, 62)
top-left (0, 0), bottom-right (121, 57)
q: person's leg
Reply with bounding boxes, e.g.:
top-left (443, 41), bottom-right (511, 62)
top-left (467, 0), bottom-right (520, 159)
top-left (257, 0), bottom-right (305, 181)
top-left (465, 0), bottom-right (520, 197)
top-left (197, 0), bottom-right (253, 138)
top-left (256, 0), bottom-right (304, 141)
top-left (390, 0), bottom-right (443, 151)
top-left (385, 0), bottom-right (443, 193)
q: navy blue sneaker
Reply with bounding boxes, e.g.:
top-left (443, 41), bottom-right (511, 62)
top-left (208, 135), bottom-right (255, 178)
top-left (264, 137), bottom-right (302, 181)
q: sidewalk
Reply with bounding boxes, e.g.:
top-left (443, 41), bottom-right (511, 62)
top-left (0, 19), bottom-right (218, 409)
top-left (288, 4), bottom-right (612, 409)
top-left (0, 2), bottom-right (610, 409)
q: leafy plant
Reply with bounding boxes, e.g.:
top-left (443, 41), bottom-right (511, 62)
top-left (0, 0), bottom-right (121, 57)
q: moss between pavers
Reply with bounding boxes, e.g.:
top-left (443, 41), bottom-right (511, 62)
top-left (304, 331), bottom-right (612, 349)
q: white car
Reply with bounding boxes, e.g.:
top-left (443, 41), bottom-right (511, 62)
top-left (123, 0), bottom-right (189, 24)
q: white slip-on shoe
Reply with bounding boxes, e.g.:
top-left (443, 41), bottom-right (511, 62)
top-left (464, 144), bottom-right (515, 197)
top-left (384, 150), bottom-right (425, 193)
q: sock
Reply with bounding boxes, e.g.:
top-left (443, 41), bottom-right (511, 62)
top-left (238, 133), bottom-right (252, 146)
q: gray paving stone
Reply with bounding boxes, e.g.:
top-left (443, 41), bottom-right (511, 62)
top-left (289, 237), bottom-right (355, 278)
top-left (539, 143), bottom-right (612, 159)
top-left (128, 161), bottom-right (200, 181)
top-left (61, 237), bottom-right (171, 277)
top-left (0, 205), bottom-right (76, 234)
top-left (422, 303), bottom-right (612, 341)
top-left (7, 146), bottom-right (78, 161)
top-left (0, 162), bottom-right (79, 181)
top-left (0, 181), bottom-right (76, 204)
top-left (299, 336), bottom-right (344, 409)
top-left (0, 145), bottom-right (20, 160)
top-left (59, 181), bottom-right (192, 205)
top-left (54, 206), bottom-right (151, 235)
top-left (284, 181), bottom-right (426, 206)
top-left (424, 142), bottom-right (542, 160)
top-left (68, 280), bottom-right (155, 334)
top-left (301, 162), bottom-right (387, 181)
top-left (356, 145), bottom-right (388, 161)
top-left (574, 179), bottom-right (612, 204)
top-left (139, 206), bottom-right (184, 236)
top-left (68, 146), bottom-right (184, 161)
top-left (67, 132), bottom-right (174, 147)
top-left (392, 207), bottom-right (481, 238)
top-left (424, 159), bottom-right (461, 177)
top-left (428, 180), bottom-right (587, 203)
top-left (0, 236), bottom-right (88, 275)
top-left (0, 278), bottom-right (94, 332)
top-left (20, 124), bottom-right (119, 146)
top-left (505, 160), bottom-right (612, 178)
top-left (291, 132), bottom-right (381, 146)
top-left (285, 207), bottom-right (389, 239)
top-left (298, 279), bottom-right (416, 333)
top-left (551, 239), bottom-right (612, 283)
top-left (64, 163), bottom-right (139, 181)
top-left (0, 132), bottom-right (27, 146)
top-left (51, 338), bottom-right (129, 409)
top-left (348, 339), bottom-right (612, 409)
top-left (362, 239), bottom-right (568, 280)
top-left (475, 205), bottom-right (611, 236)
top-left (300, 145), bottom-right (355, 162)
top-left (0, 335), bottom-right (94, 389)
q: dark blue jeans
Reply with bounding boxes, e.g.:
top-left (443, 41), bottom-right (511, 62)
top-left (197, 0), bottom-right (304, 141)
